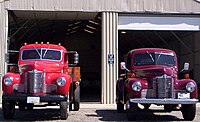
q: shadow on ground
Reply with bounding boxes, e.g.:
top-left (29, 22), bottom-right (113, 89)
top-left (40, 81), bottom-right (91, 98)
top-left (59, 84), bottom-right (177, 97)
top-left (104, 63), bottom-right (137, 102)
top-left (0, 108), bottom-right (61, 121)
top-left (95, 109), bottom-right (182, 121)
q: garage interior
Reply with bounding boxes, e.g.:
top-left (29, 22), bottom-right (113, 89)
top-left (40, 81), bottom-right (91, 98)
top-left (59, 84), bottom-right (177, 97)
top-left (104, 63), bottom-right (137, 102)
top-left (7, 11), bottom-right (102, 102)
top-left (119, 30), bottom-right (200, 87)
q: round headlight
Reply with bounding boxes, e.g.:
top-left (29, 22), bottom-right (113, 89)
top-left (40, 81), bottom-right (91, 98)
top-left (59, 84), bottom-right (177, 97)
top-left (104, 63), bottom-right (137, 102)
top-left (56, 77), bottom-right (66, 86)
top-left (186, 82), bottom-right (195, 92)
top-left (4, 76), bottom-right (13, 86)
top-left (132, 82), bottom-right (142, 92)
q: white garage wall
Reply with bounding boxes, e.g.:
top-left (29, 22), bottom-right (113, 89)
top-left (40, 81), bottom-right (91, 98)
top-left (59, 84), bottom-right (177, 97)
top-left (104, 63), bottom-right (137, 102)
top-left (0, 2), bottom-right (8, 102)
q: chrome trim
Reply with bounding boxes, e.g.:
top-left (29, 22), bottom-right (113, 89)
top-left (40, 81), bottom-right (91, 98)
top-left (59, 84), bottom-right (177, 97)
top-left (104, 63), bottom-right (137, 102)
top-left (130, 98), bottom-right (198, 104)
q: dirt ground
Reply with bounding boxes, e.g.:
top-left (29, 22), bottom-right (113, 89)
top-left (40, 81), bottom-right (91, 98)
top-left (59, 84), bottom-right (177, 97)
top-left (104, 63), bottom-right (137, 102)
top-left (0, 103), bottom-right (199, 121)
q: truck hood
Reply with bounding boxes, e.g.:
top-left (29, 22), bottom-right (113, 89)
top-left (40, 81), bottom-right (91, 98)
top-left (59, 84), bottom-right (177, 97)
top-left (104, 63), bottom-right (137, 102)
top-left (134, 65), bottom-right (177, 78)
top-left (19, 61), bottom-right (64, 73)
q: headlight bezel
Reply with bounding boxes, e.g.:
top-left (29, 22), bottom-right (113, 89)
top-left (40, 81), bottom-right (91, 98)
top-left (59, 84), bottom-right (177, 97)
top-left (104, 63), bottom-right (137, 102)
top-left (4, 76), bottom-right (13, 86)
top-left (131, 81), bottom-right (142, 92)
top-left (56, 77), bottom-right (66, 86)
top-left (186, 82), bottom-right (196, 92)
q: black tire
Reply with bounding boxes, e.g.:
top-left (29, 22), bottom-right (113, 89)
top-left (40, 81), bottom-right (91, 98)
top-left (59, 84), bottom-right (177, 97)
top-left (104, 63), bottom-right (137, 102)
top-left (2, 100), bottom-right (15, 120)
top-left (126, 101), bottom-right (139, 121)
top-left (164, 105), bottom-right (173, 112)
top-left (117, 101), bottom-right (124, 113)
top-left (73, 84), bottom-right (80, 111)
top-left (181, 104), bottom-right (196, 121)
top-left (60, 101), bottom-right (69, 120)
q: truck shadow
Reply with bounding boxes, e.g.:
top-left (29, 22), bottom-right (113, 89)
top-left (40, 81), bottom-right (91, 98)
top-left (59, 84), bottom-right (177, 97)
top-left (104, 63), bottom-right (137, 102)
top-left (95, 109), bottom-right (183, 121)
top-left (0, 108), bottom-right (61, 121)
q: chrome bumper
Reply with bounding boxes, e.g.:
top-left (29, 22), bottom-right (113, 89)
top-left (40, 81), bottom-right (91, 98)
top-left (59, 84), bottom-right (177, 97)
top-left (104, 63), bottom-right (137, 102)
top-left (130, 98), bottom-right (198, 104)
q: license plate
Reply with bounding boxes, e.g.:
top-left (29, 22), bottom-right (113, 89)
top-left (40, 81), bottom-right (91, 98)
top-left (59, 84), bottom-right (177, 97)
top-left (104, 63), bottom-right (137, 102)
top-left (178, 93), bottom-right (190, 99)
top-left (27, 97), bottom-right (40, 104)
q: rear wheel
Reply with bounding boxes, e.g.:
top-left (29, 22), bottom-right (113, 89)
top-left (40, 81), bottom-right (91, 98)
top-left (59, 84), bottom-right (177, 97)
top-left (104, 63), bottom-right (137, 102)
top-left (181, 104), bottom-right (196, 121)
top-left (60, 101), bottom-right (69, 120)
top-left (2, 100), bottom-right (15, 120)
top-left (73, 83), bottom-right (80, 111)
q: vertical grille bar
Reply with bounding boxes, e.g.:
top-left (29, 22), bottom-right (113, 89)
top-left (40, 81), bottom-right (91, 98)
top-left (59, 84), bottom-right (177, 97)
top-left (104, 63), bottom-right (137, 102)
top-left (28, 70), bottom-right (44, 93)
top-left (153, 75), bottom-right (174, 98)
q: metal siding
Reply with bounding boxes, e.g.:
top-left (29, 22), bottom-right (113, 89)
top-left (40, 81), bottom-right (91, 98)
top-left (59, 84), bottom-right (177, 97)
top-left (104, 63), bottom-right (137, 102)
top-left (0, 2), bottom-right (8, 102)
top-left (5, 0), bottom-right (200, 13)
top-left (101, 12), bottom-right (118, 104)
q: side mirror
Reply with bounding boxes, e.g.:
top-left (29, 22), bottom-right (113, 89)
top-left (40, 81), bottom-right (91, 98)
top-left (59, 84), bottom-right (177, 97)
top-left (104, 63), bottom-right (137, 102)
top-left (120, 62), bottom-right (126, 70)
top-left (120, 62), bottom-right (130, 72)
top-left (67, 51), bottom-right (79, 66)
top-left (184, 62), bottom-right (189, 71)
top-left (74, 53), bottom-right (79, 64)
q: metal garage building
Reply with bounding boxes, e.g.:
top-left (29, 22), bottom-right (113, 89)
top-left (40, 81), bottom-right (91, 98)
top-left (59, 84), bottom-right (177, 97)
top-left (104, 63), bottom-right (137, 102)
top-left (0, 0), bottom-right (200, 104)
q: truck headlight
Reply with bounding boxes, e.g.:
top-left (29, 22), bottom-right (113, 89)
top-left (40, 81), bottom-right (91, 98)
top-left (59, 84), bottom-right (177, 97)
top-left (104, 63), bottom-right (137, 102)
top-left (56, 77), bottom-right (66, 86)
top-left (132, 82), bottom-right (142, 91)
top-left (4, 76), bottom-right (13, 86)
top-left (186, 82), bottom-right (195, 92)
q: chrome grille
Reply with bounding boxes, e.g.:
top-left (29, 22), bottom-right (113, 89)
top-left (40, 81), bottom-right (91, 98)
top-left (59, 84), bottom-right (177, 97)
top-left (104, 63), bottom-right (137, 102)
top-left (153, 75), bottom-right (174, 98)
top-left (28, 70), bottom-right (44, 93)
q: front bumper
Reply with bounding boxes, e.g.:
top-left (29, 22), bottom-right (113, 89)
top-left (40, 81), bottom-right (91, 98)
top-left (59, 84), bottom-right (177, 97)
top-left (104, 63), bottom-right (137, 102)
top-left (130, 98), bottom-right (198, 104)
top-left (2, 94), bottom-right (67, 102)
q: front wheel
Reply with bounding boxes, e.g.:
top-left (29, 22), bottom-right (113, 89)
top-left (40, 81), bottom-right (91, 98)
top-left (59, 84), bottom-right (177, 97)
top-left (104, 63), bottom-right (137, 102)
top-left (60, 101), bottom-right (69, 120)
top-left (181, 104), bottom-right (196, 121)
top-left (117, 101), bottom-right (124, 113)
top-left (2, 100), bottom-right (15, 120)
top-left (126, 101), bottom-right (139, 121)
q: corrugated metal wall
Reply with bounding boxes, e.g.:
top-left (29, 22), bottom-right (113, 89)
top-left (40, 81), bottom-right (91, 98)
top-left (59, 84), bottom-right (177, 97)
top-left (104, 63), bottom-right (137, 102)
top-left (102, 12), bottom-right (118, 104)
top-left (6, 0), bottom-right (200, 13)
top-left (0, 1), bottom-right (8, 102)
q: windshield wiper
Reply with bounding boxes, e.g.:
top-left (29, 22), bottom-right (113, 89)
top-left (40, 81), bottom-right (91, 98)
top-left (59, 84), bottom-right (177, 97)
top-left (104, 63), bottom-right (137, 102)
top-left (34, 47), bottom-right (41, 58)
top-left (156, 52), bottom-right (162, 64)
top-left (146, 51), bottom-right (155, 63)
top-left (43, 46), bottom-right (50, 58)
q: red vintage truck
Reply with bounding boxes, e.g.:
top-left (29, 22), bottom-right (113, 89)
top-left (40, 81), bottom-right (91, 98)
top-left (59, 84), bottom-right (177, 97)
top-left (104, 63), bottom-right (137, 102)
top-left (116, 48), bottom-right (198, 121)
top-left (2, 42), bottom-right (81, 120)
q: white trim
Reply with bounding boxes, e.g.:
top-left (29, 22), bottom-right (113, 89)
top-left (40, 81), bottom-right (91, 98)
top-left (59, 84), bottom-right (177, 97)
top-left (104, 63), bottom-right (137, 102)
top-left (118, 16), bottom-right (200, 31)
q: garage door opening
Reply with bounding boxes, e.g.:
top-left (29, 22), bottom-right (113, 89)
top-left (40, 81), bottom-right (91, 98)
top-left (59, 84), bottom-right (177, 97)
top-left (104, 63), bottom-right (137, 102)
top-left (118, 15), bottom-right (200, 88)
top-left (7, 11), bottom-right (102, 102)
top-left (119, 30), bottom-right (200, 90)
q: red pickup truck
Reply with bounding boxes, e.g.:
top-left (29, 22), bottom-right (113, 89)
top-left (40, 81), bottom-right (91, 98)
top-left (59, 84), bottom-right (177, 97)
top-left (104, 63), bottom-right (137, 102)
top-left (116, 48), bottom-right (198, 121)
top-left (2, 43), bottom-right (81, 120)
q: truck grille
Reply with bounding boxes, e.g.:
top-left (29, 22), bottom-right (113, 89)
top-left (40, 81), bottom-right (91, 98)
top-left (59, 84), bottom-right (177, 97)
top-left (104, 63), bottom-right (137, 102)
top-left (153, 75), bottom-right (174, 98)
top-left (27, 70), bottom-right (44, 93)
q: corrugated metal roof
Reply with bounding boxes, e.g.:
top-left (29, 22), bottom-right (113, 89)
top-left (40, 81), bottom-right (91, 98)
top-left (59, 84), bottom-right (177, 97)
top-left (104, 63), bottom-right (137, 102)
top-left (4, 0), bottom-right (200, 14)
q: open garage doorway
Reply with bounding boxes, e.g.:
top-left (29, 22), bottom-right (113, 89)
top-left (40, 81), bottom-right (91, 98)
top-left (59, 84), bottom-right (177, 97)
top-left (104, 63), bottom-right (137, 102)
top-left (7, 11), bottom-right (102, 102)
top-left (118, 15), bottom-right (200, 94)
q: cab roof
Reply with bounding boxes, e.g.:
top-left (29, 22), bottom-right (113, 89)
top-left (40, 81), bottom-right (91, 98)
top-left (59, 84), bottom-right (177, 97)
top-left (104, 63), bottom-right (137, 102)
top-left (20, 44), bottom-right (67, 52)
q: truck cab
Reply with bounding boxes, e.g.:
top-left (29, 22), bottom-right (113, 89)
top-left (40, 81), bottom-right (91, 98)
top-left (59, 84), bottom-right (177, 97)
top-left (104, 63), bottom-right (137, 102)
top-left (2, 43), bottom-right (80, 120)
top-left (116, 48), bottom-right (198, 121)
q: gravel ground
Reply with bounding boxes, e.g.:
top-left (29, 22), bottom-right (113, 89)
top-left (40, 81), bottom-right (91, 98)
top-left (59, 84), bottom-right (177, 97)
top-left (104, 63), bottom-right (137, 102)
top-left (0, 103), bottom-right (199, 121)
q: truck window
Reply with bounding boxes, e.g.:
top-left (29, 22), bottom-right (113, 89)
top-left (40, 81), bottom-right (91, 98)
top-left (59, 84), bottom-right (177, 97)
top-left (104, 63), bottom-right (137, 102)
top-left (134, 52), bottom-right (175, 66)
top-left (22, 48), bottom-right (61, 61)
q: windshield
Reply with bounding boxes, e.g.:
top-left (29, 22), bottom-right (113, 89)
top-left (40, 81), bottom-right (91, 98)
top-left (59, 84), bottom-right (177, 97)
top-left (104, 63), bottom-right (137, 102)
top-left (22, 48), bottom-right (62, 61)
top-left (134, 52), bottom-right (175, 66)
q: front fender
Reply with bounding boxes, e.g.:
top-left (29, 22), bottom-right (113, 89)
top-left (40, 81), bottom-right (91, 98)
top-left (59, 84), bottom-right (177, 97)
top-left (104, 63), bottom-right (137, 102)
top-left (176, 79), bottom-right (198, 99)
top-left (125, 78), bottom-right (148, 98)
top-left (2, 73), bottom-right (20, 94)
top-left (56, 74), bottom-right (72, 95)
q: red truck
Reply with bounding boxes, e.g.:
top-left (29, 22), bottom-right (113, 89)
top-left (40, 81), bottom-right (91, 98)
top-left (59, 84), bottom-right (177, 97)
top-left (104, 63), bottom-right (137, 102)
top-left (2, 43), bottom-right (81, 120)
top-left (116, 48), bottom-right (198, 121)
